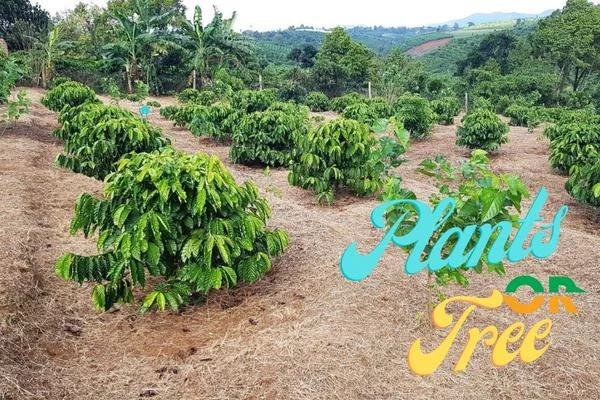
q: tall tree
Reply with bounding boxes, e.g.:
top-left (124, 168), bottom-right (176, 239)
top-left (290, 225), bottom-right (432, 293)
top-left (0, 0), bottom-right (50, 50)
top-left (457, 32), bottom-right (517, 75)
top-left (373, 48), bottom-right (427, 101)
top-left (534, 0), bottom-right (600, 94)
top-left (311, 27), bottom-right (374, 96)
top-left (180, 5), bottom-right (254, 89)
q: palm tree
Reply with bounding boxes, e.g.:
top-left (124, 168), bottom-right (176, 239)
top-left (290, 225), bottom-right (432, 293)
top-left (181, 6), bottom-right (254, 90)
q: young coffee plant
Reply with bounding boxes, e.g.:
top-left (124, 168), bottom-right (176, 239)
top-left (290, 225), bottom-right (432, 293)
top-left (177, 88), bottom-right (218, 105)
top-left (505, 105), bottom-right (540, 128)
top-left (380, 150), bottom-right (529, 312)
top-left (146, 100), bottom-right (161, 108)
top-left (2, 89), bottom-right (30, 128)
top-left (456, 108), bottom-right (509, 151)
top-left (160, 105), bottom-right (179, 121)
top-left (331, 92), bottom-right (365, 113)
top-left (341, 103), bottom-right (379, 127)
top-left (231, 89), bottom-right (277, 113)
top-left (289, 118), bottom-right (396, 204)
top-left (566, 161), bottom-right (600, 207)
top-left (430, 97), bottom-right (460, 125)
top-left (368, 97), bottom-right (395, 119)
top-left (394, 95), bottom-right (436, 139)
top-left (55, 148), bottom-right (289, 312)
top-left (231, 108), bottom-right (308, 166)
top-left (55, 103), bottom-right (170, 179)
top-left (191, 102), bottom-right (236, 140)
top-left (549, 123), bottom-right (600, 173)
top-left (126, 80), bottom-right (150, 102)
top-left (304, 91), bottom-right (330, 112)
top-left (41, 81), bottom-right (99, 112)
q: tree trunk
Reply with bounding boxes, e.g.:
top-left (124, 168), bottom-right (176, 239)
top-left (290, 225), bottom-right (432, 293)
top-left (192, 70), bottom-right (197, 90)
top-left (126, 63), bottom-right (132, 94)
top-left (41, 66), bottom-right (47, 89)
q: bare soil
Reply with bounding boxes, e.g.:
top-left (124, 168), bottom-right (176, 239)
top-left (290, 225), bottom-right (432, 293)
top-left (1, 88), bottom-right (599, 399)
top-left (405, 38), bottom-right (453, 57)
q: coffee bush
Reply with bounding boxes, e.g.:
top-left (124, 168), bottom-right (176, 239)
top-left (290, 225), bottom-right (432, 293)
top-left (456, 108), bottom-right (509, 151)
top-left (55, 148), bottom-right (289, 312)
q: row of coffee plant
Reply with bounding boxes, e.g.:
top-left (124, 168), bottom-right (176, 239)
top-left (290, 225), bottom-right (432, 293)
top-left (41, 82), bottom-right (289, 312)
top-left (547, 117), bottom-right (600, 207)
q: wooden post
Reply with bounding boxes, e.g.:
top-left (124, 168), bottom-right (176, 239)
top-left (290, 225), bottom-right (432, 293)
top-left (464, 92), bottom-right (469, 112)
top-left (259, 74), bottom-right (263, 91)
top-left (368, 81), bottom-right (372, 99)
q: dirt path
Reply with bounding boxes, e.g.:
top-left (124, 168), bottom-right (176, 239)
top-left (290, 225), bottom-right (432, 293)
top-left (1, 89), bottom-right (599, 399)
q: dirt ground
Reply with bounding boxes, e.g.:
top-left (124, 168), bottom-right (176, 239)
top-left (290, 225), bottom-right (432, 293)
top-left (405, 38), bottom-right (453, 57)
top-left (0, 88), bottom-right (599, 399)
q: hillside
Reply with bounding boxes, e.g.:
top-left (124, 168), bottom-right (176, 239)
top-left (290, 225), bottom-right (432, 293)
top-left (438, 9), bottom-right (555, 27)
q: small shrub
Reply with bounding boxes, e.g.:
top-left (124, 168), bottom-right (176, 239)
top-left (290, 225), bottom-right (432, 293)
top-left (431, 97), bottom-right (461, 125)
top-left (231, 89), bottom-right (277, 113)
top-left (2, 89), bottom-right (30, 125)
top-left (380, 150), bottom-right (529, 287)
top-left (48, 76), bottom-right (73, 89)
top-left (341, 103), bottom-right (378, 127)
top-left (505, 105), bottom-right (540, 128)
top-left (288, 118), bottom-right (388, 204)
top-left (471, 97), bottom-right (494, 111)
top-left (566, 161), bottom-right (600, 207)
top-left (231, 109), bottom-right (308, 166)
top-left (146, 100), bottom-right (161, 108)
top-left (304, 91), bottom-right (330, 112)
top-left (368, 97), bottom-right (394, 119)
top-left (549, 123), bottom-right (600, 173)
top-left (177, 88), bottom-right (202, 103)
top-left (278, 81), bottom-right (307, 103)
top-left (394, 95), bottom-right (436, 139)
top-left (160, 105), bottom-right (179, 121)
top-left (55, 148), bottom-right (289, 312)
top-left (41, 81), bottom-right (99, 112)
top-left (331, 92), bottom-right (365, 113)
top-left (54, 103), bottom-right (169, 179)
top-left (456, 108), bottom-right (509, 151)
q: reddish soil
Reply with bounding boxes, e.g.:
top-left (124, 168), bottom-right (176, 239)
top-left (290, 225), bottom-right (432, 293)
top-left (406, 38), bottom-right (453, 57)
top-left (0, 89), bottom-right (599, 399)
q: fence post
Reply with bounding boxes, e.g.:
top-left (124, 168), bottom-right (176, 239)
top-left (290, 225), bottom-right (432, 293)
top-left (464, 92), bottom-right (469, 112)
top-left (368, 81), bottom-right (372, 99)
top-left (259, 74), bottom-right (263, 91)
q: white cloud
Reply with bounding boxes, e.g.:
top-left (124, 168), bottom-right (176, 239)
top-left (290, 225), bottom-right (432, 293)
top-left (35, 0), bottom-right (598, 31)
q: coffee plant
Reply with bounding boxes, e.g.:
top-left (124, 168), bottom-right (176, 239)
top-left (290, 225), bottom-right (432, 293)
top-left (231, 89), bottom-right (277, 113)
top-left (380, 150), bottom-right (529, 288)
top-left (549, 123), bottom-right (600, 173)
top-left (41, 81), bottom-right (99, 112)
top-left (231, 108), bottom-right (308, 166)
top-left (288, 118), bottom-right (400, 204)
top-left (177, 88), bottom-right (218, 105)
top-left (368, 97), bottom-right (395, 119)
top-left (55, 148), bottom-right (289, 312)
top-left (394, 95), bottom-right (436, 139)
top-left (505, 105), bottom-right (540, 128)
top-left (304, 91), bottom-right (330, 112)
top-left (55, 103), bottom-right (170, 179)
top-left (431, 97), bottom-right (460, 125)
top-left (341, 103), bottom-right (378, 127)
top-left (331, 92), bottom-right (365, 113)
top-left (566, 161), bottom-right (600, 207)
top-left (456, 108), bottom-right (509, 151)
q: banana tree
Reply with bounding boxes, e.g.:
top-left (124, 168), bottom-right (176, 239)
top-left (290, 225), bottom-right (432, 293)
top-left (33, 26), bottom-right (66, 88)
top-left (104, 0), bottom-right (175, 93)
top-left (181, 5), bottom-right (254, 89)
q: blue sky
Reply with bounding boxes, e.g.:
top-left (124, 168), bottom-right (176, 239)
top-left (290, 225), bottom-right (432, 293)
top-left (37, 0), bottom-right (596, 31)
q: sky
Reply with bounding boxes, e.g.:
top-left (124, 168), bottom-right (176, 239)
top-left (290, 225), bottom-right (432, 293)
top-left (34, 0), bottom-right (587, 31)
